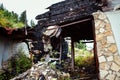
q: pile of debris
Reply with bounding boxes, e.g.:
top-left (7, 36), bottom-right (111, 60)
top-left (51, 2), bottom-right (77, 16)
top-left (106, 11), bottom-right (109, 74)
top-left (11, 61), bottom-right (70, 80)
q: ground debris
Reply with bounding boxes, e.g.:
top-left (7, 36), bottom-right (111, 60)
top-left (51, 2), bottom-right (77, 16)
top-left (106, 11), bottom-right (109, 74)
top-left (11, 61), bottom-right (70, 80)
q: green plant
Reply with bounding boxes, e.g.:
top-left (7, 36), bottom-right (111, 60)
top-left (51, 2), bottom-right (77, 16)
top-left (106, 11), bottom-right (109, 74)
top-left (0, 4), bottom-right (27, 28)
top-left (75, 40), bottom-right (86, 50)
top-left (0, 50), bottom-right (32, 79)
top-left (13, 54), bottom-right (32, 74)
top-left (0, 70), bottom-right (11, 80)
top-left (75, 49), bottom-right (94, 67)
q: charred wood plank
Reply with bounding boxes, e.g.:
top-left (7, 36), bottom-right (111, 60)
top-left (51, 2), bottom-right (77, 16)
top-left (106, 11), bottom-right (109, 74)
top-left (36, 0), bottom-right (101, 26)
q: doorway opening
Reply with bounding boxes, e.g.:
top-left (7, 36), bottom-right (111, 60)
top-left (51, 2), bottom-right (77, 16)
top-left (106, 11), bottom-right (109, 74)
top-left (60, 15), bottom-right (99, 79)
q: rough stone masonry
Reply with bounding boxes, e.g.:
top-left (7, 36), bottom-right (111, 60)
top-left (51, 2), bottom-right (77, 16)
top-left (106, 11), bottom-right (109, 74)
top-left (93, 11), bottom-right (120, 80)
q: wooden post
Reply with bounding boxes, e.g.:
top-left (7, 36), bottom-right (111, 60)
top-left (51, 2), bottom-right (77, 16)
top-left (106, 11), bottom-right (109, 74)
top-left (92, 19), bottom-right (100, 80)
top-left (59, 36), bottom-right (62, 63)
top-left (71, 38), bottom-right (75, 71)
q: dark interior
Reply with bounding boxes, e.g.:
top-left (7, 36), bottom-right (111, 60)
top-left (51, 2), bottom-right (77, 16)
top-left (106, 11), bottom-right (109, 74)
top-left (61, 16), bottom-right (94, 42)
top-left (60, 15), bottom-right (99, 79)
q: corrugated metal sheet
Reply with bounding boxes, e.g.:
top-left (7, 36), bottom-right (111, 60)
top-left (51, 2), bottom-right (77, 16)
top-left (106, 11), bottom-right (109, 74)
top-left (105, 10), bottom-right (120, 55)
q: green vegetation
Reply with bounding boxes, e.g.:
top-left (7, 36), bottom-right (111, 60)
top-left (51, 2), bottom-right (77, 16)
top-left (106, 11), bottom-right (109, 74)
top-left (75, 40), bottom-right (86, 50)
top-left (0, 49), bottom-right (32, 80)
top-left (0, 4), bottom-right (27, 28)
top-left (68, 40), bottom-right (94, 67)
top-left (74, 40), bottom-right (94, 67)
top-left (74, 49), bottom-right (94, 67)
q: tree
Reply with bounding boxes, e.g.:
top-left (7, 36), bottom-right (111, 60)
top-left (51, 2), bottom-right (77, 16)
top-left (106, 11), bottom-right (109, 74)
top-left (11, 11), bottom-right (19, 22)
top-left (0, 3), bottom-right (5, 10)
top-left (19, 10), bottom-right (27, 24)
top-left (0, 4), bottom-right (26, 28)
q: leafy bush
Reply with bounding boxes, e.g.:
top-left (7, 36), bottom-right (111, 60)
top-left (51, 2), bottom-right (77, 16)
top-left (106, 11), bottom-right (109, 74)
top-left (12, 22), bottom-right (25, 28)
top-left (75, 49), bottom-right (94, 67)
top-left (0, 17), bottom-right (12, 27)
top-left (75, 41), bottom-right (86, 50)
top-left (0, 51), bottom-right (32, 79)
top-left (0, 4), bottom-right (26, 28)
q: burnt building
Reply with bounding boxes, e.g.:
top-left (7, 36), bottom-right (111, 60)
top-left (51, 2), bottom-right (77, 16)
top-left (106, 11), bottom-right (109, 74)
top-left (35, 0), bottom-right (103, 79)
top-left (36, 0), bottom-right (120, 80)
top-left (36, 0), bottom-right (102, 27)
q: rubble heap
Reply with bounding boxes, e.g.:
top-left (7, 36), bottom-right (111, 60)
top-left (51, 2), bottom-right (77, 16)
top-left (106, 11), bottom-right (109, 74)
top-left (11, 62), bottom-right (70, 80)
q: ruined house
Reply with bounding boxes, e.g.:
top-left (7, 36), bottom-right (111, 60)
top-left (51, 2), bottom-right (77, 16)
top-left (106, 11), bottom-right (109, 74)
top-left (36, 0), bottom-right (120, 79)
top-left (0, 27), bottom-right (27, 68)
top-left (0, 25), bottom-right (43, 67)
top-left (0, 0), bottom-right (120, 79)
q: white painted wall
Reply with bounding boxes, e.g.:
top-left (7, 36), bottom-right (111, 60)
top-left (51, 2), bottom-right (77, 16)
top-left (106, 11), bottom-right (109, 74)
top-left (110, 0), bottom-right (120, 8)
top-left (105, 10), bottom-right (120, 55)
top-left (0, 37), bottom-right (29, 68)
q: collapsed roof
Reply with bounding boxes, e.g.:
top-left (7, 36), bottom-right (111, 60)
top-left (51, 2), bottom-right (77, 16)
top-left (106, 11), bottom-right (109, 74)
top-left (0, 0), bottom-right (102, 41)
top-left (36, 0), bottom-right (102, 27)
top-left (0, 26), bottom-right (42, 41)
top-left (35, 0), bottom-right (103, 41)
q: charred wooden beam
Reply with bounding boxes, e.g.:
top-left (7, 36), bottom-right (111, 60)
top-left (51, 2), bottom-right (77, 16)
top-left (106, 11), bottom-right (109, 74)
top-left (0, 25), bottom-right (43, 41)
top-left (36, 12), bottom-right (50, 20)
top-left (36, 0), bottom-right (102, 27)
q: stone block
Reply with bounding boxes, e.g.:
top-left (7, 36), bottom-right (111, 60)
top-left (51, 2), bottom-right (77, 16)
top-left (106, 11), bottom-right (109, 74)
top-left (104, 52), bottom-right (113, 57)
top-left (114, 55), bottom-right (120, 66)
top-left (116, 72), bottom-right (120, 77)
top-left (107, 36), bottom-right (115, 43)
top-left (96, 34), bottom-right (104, 41)
top-left (107, 56), bottom-right (113, 61)
top-left (95, 20), bottom-right (101, 28)
top-left (95, 30), bottom-right (99, 35)
top-left (100, 62), bottom-right (106, 70)
top-left (101, 38), bottom-right (107, 45)
top-left (99, 22), bottom-right (106, 28)
top-left (100, 28), bottom-right (105, 33)
top-left (100, 70), bottom-right (108, 79)
top-left (108, 45), bottom-right (117, 53)
top-left (98, 51), bottom-right (104, 57)
top-left (106, 74), bottom-right (116, 80)
top-left (99, 56), bottom-right (106, 63)
top-left (114, 52), bottom-right (119, 56)
top-left (105, 23), bottom-right (111, 30)
top-left (104, 19), bottom-right (109, 23)
top-left (111, 62), bottom-right (120, 72)
top-left (93, 12), bottom-right (99, 19)
top-left (115, 77), bottom-right (120, 80)
top-left (97, 42), bottom-right (102, 49)
top-left (104, 30), bottom-right (112, 36)
top-left (100, 62), bottom-right (110, 70)
top-left (105, 43), bottom-right (111, 48)
top-left (108, 62), bottom-right (112, 66)
top-left (108, 70), bottom-right (112, 74)
top-left (98, 13), bottom-right (107, 20)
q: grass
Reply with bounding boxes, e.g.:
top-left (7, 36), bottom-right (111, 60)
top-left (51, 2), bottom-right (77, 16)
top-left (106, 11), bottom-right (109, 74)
top-left (74, 48), bottom-right (94, 67)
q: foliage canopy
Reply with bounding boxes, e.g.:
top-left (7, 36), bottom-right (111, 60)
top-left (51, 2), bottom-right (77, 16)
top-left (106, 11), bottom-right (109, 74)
top-left (0, 4), bottom-right (26, 28)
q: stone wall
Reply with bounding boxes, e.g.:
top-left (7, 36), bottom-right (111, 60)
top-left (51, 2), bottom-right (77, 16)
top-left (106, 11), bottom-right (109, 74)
top-left (93, 11), bottom-right (120, 80)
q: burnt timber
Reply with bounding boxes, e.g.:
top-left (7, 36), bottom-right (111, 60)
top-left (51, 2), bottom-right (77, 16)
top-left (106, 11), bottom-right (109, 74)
top-left (36, 0), bottom-right (102, 27)
top-left (36, 0), bottom-right (102, 79)
top-left (0, 25), bottom-right (42, 41)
